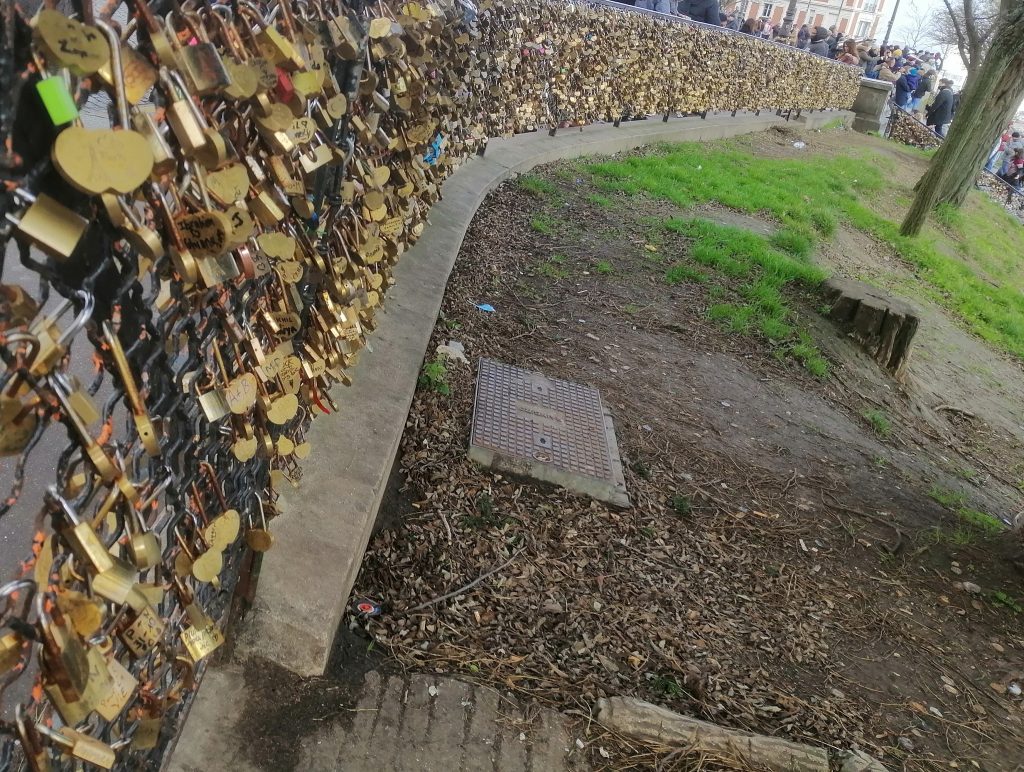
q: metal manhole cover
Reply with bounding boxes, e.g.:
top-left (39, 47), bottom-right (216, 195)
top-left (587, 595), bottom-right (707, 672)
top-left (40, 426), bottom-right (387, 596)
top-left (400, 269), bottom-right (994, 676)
top-left (468, 358), bottom-right (629, 507)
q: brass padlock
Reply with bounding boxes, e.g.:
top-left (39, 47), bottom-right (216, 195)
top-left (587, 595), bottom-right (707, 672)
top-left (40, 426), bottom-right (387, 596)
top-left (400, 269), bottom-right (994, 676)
top-left (5, 189), bottom-right (88, 261)
top-left (130, 106), bottom-right (177, 177)
top-left (37, 594), bottom-right (91, 705)
top-left (48, 375), bottom-right (121, 486)
top-left (159, 67), bottom-right (212, 158)
top-left (118, 599), bottom-right (165, 657)
top-left (167, 12), bottom-right (232, 95)
top-left (27, 291), bottom-right (93, 378)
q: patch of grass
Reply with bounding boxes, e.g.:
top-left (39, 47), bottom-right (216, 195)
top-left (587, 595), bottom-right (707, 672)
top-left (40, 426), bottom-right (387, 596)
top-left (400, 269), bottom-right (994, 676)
top-left (929, 487), bottom-right (1005, 536)
top-left (650, 674), bottom-right (685, 698)
top-left (956, 507), bottom-right (1004, 534)
top-left (953, 465), bottom-right (977, 482)
top-left (930, 487), bottom-right (967, 509)
top-left (759, 317), bottom-right (793, 341)
top-left (821, 118), bottom-right (846, 130)
top-left (536, 256), bottom-right (568, 279)
top-left (671, 495), bottom-right (691, 516)
top-left (934, 202), bottom-right (964, 232)
top-left (418, 357), bottom-right (450, 396)
top-left (991, 591), bottom-right (1023, 613)
top-left (640, 526), bottom-right (656, 538)
top-left (594, 260), bottom-right (613, 275)
top-left (658, 217), bottom-right (827, 371)
top-left (770, 225), bottom-right (815, 258)
top-left (586, 193), bottom-right (614, 208)
top-left (664, 263), bottom-right (708, 285)
top-left (586, 140), bottom-right (1024, 362)
top-left (624, 303), bottom-right (641, 315)
top-left (518, 174), bottom-right (557, 198)
top-left (921, 524), bottom-right (978, 547)
top-left (863, 408), bottom-right (892, 438)
top-left (790, 334), bottom-right (829, 378)
top-left (530, 215), bottom-right (557, 234)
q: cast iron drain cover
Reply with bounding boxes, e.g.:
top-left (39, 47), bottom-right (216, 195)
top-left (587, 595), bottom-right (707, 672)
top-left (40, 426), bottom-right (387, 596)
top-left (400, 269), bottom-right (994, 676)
top-left (469, 358), bottom-right (629, 507)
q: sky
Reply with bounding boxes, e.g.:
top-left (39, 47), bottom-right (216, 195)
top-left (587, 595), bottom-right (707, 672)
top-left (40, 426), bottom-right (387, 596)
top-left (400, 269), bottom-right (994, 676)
top-left (886, 0), bottom-right (969, 83)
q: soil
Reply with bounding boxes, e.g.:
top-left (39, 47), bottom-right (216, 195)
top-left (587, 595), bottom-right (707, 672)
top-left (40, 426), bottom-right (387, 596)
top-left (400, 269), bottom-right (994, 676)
top-left (350, 127), bottom-right (1024, 770)
top-left (229, 625), bottom-right (387, 771)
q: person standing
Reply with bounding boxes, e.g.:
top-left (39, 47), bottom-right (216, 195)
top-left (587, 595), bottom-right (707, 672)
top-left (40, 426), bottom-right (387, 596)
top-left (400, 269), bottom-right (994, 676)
top-left (677, 0), bottom-right (721, 23)
top-left (910, 66), bottom-right (935, 115)
top-left (925, 79), bottom-right (955, 137)
top-left (1000, 131), bottom-right (1024, 174)
top-left (808, 26), bottom-right (830, 56)
top-left (796, 23), bottom-right (810, 49)
top-left (877, 57), bottom-right (899, 83)
top-left (894, 66), bottom-right (919, 108)
top-left (837, 39), bottom-right (860, 64)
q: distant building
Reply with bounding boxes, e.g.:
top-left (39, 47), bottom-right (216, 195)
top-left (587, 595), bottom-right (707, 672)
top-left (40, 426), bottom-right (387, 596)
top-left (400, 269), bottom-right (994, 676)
top-left (728, 0), bottom-right (885, 39)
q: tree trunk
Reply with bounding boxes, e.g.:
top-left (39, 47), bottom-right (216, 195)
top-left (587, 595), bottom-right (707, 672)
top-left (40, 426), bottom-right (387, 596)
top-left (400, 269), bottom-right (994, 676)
top-left (901, 3), bottom-right (1024, 236)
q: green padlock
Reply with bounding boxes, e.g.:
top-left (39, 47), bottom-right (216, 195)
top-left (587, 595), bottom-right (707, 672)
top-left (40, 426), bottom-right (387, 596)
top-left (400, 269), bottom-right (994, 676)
top-left (36, 77), bottom-right (79, 126)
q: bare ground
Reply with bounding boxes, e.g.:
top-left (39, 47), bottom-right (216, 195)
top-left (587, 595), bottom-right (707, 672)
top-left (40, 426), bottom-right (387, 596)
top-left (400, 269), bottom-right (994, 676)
top-left (350, 127), bottom-right (1024, 770)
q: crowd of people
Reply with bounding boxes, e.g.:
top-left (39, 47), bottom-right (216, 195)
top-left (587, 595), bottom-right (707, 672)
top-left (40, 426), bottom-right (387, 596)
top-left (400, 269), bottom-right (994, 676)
top-left (618, 0), bottom-right (962, 138)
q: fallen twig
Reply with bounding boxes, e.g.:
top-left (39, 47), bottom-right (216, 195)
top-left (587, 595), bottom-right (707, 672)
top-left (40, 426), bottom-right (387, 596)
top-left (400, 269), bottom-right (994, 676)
top-left (404, 549), bottom-right (525, 613)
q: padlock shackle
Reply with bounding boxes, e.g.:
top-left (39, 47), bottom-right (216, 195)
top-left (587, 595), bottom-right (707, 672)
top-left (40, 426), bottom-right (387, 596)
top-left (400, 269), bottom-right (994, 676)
top-left (96, 20), bottom-right (131, 129)
top-left (44, 485), bottom-right (82, 527)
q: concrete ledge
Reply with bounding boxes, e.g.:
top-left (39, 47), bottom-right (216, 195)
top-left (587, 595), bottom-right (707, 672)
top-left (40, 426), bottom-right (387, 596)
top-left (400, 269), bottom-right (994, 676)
top-left (231, 108), bottom-right (854, 678)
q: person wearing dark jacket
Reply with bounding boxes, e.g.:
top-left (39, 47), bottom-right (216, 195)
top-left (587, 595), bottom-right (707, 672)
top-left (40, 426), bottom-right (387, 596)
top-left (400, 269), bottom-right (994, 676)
top-left (796, 24), bottom-right (810, 49)
top-left (910, 68), bottom-right (934, 113)
top-left (925, 79), bottom-right (955, 136)
top-left (808, 26), bottom-right (830, 56)
top-left (894, 67), bottom-right (919, 108)
top-left (678, 0), bottom-right (721, 24)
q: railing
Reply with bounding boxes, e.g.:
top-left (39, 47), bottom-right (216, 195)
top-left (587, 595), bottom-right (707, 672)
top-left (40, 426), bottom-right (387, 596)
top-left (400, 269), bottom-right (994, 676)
top-left (884, 102), bottom-right (1024, 219)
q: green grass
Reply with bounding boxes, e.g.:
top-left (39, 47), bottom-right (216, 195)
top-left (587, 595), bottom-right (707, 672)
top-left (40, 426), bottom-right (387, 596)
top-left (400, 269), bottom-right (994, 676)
top-left (930, 487), bottom-right (967, 509)
top-left (956, 507), bottom-right (1004, 534)
top-left (594, 260), bottom-right (613, 275)
top-left (536, 257), bottom-right (568, 279)
top-left (657, 217), bottom-right (828, 374)
top-left (863, 408), bottom-right (892, 438)
top-left (587, 193), bottom-right (614, 208)
top-left (649, 674), bottom-right (685, 698)
top-left (929, 487), bottom-right (1005, 537)
top-left (664, 264), bottom-right (708, 285)
top-left (934, 202), bottom-right (964, 232)
top-left (530, 215), bottom-right (557, 234)
top-left (671, 495), bottom-right (691, 516)
top-left (585, 141), bottom-right (1024, 363)
top-left (991, 591), bottom-right (1023, 613)
top-left (518, 174), bottom-right (557, 198)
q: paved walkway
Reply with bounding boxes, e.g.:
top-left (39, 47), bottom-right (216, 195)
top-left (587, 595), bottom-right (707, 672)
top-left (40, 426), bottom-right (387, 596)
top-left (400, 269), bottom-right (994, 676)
top-left (168, 666), bottom-right (581, 772)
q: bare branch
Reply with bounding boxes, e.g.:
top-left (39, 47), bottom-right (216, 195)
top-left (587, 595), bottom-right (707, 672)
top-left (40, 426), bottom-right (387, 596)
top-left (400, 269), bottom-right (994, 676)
top-left (930, 0), bottom-right (1000, 73)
